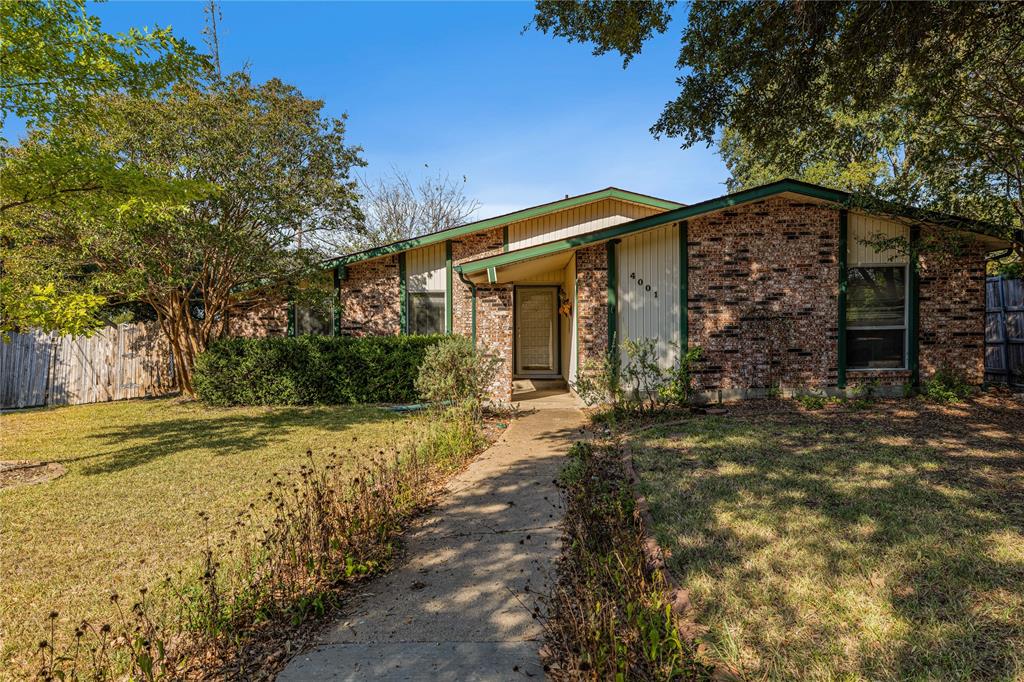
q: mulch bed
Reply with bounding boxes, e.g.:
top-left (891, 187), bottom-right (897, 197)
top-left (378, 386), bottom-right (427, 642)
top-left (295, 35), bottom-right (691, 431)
top-left (0, 460), bottom-right (66, 490)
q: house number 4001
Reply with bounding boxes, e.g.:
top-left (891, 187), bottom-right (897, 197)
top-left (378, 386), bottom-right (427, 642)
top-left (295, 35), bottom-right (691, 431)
top-left (629, 272), bottom-right (658, 298)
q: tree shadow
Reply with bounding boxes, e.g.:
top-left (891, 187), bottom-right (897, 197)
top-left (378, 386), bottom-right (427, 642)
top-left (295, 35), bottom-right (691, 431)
top-left (62, 406), bottom-right (398, 476)
top-left (631, 397), bottom-right (1024, 679)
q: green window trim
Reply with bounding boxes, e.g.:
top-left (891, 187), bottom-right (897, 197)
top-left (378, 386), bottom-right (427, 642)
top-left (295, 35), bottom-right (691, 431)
top-left (445, 240), bottom-right (453, 334)
top-left (287, 300), bottom-right (296, 337)
top-left (332, 266), bottom-right (342, 336)
top-left (837, 210), bottom-right (848, 388)
top-left (502, 225), bottom-right (509, 253)
top-left (398, 253), bottom-right (408, 335)
top-left (908, 224), bottom-right (921, 385)
top-left (679, 221), bottom-right (688, 350)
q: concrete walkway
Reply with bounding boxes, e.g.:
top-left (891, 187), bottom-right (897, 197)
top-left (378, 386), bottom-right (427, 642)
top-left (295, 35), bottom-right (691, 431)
top-left (279, 394), bottom-right (585, 681)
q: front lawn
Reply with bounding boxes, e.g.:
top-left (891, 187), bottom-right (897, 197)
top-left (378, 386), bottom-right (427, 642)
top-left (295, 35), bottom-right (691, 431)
top-left (629, 396), bottom-right (1024, 681)
top-left (0, 398), bottom-right (401, 670)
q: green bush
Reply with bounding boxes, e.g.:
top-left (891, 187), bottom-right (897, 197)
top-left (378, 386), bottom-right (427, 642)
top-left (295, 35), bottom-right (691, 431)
top-left (194, 334), bottom-right (447, 406)
top-left (922, 369), bottom-right (973, 404)
top-left (414, 336), bottom-right (501, 410)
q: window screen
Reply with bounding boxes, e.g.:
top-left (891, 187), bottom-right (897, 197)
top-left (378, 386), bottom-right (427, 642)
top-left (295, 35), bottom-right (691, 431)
top-left (847, 265), bottom-right (907, 369)
top-left (409, 292), bottom-right (444, 335)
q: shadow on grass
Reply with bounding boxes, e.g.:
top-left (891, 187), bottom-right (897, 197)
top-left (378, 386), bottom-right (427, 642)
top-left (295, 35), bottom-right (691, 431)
top-left (631, 398), bottom-right (1024, 680)
top-left (62, 406), bottom-right (398, 476)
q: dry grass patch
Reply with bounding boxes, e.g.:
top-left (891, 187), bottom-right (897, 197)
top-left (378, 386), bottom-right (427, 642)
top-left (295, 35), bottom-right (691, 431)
top-left (630, 396), bottom-right (1024, 681)
top-left (0, 398), bottom-right (401, 671)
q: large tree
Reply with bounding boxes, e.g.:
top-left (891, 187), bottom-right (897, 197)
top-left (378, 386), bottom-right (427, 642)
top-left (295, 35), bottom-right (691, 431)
top-left (321, 169), bottom-right (481, 254)
top-left (1, 0), bottom-right (205, 335)
top-left (533, 1), bottom-right (1024, 256)
top-left (6, 73), bottom-right (365, 393)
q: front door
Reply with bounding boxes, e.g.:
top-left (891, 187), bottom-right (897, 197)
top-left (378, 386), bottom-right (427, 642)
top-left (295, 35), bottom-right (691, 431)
top-left (515, 286), bottom-right (559, 377)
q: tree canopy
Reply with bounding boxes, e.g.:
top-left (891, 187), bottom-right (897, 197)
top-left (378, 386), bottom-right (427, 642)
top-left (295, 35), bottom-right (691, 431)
top-left (532, 0), bottom-right (1023, 260)
top-left (5, 73), bottom-right (365, 392)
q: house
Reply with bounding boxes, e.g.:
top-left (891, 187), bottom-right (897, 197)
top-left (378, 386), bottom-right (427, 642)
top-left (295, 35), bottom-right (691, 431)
top-left (288, 180), bottom-right (1012, 403)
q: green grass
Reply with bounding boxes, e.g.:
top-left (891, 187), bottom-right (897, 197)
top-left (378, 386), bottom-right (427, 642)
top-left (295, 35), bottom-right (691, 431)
top-left (630, 398), bottom-right (1024, 681)
top-left (0, 397), bottom-right (401, 670)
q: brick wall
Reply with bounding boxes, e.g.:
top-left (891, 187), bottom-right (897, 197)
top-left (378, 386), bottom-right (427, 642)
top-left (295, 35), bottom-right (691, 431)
top-left (451, 227), bottom-right (504, 338)
top-left (918, 231), bottom-right (988, 383)
top-left (338, 255), bottom-right (400, 336)
top-left (474, 284), bottom-right (514, 403)
top-left (575, 244), bottom-right (609, 368)
top-left (688, 198), bottom-right (840, 392)
top-left (228, 304), bottom-right (288, 337)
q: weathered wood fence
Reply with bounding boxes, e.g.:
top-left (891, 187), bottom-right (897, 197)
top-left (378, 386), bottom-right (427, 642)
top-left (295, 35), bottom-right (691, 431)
top-left (985, 276), bottom-right (1024, 388)
top-left (0, 323), bottom-right (175, 409)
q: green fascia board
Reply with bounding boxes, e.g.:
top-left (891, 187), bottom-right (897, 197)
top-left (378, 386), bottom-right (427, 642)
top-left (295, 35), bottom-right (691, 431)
top-left (454, 178), bottom-right (1011, 276)
top-left (322, 187), bottom-right (683, 269)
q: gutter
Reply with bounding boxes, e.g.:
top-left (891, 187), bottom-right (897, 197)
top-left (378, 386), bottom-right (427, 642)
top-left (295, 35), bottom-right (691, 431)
top-left (456, 269), bottom-right (477, 345)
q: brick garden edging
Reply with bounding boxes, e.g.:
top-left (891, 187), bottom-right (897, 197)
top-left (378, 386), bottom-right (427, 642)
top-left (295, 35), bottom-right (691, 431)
top-left (617, 420), bottom-right (742, 682)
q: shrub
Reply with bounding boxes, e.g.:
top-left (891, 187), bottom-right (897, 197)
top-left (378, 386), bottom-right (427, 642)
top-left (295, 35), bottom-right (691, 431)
top-left (414, 336), bottom-right (501, 410)
top-left (659, 345), bottom-right (705, 408)
top-left (795, 394), bottom-right (828, 410)
top-left (922, 369), bottom-right (973, 403)
top-left (571, 339), bottom-right (705, 416)
top-left (194, 335), bottom-right (447, 406)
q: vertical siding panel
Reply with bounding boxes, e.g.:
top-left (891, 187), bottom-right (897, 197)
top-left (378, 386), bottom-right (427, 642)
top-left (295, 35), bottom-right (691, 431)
top-left (849, 213), bottom-right (909, 264)
top-left (406, 243), bottom-right (446, 291)
top-left (616, 224), bottom-right (679, 368)
top-left (508, 199), bottom-right (664, 250)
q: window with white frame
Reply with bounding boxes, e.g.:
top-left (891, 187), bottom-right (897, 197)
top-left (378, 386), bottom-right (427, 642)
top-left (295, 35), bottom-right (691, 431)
top-left (846, 265), bottom-right (907, 369)
top-left (409, 292), bottom-right (445, 335)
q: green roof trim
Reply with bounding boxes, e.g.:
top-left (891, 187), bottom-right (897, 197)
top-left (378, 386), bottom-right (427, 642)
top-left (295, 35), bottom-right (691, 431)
top-left (454, 179), bottom-right (1012, 277)
top-left (323, 187), bottom-right (682, 268)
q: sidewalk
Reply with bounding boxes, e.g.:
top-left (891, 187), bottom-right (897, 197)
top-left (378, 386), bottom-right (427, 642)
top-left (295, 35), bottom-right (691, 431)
top-left (278, 397), bottom-right (585, 681)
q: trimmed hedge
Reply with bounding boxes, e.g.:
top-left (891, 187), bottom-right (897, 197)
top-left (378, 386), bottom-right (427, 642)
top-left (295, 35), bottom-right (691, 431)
top-left (193, 335), bottom-right (447, 406)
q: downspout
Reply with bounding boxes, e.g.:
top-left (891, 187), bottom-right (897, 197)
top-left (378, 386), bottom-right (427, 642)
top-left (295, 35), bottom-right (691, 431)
top-left (456, 269), bottom-right (477, 346)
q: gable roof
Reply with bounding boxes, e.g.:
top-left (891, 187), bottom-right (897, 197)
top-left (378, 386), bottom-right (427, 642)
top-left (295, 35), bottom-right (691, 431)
top-left (455, 179), bottom-right (1013, 279)
top-left (323, 187), bottom-right (682, 268)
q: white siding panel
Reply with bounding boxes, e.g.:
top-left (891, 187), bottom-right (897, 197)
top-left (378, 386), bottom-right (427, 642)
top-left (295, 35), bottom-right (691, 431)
top-left (616, 224), bottom-right (680, 369)
top-left (406, 243), bottom-right (446, 292)
top-left (507, 199), bottom-right (662, 250)
top-left (849, 213), bottom-right (909, 265)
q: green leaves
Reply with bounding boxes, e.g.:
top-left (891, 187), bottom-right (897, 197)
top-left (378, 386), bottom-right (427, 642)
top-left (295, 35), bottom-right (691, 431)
top-left (0, 282), bottom-right (106, 338)
top-left (0, 0), bottom-right (207, 128)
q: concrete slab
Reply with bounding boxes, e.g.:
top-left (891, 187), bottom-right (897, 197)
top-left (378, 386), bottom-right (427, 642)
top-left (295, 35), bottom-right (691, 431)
top-left (277, 405), bottom-right (586, 681)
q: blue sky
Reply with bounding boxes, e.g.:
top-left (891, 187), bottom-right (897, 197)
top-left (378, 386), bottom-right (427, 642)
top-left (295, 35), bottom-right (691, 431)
top-left (31, 1), bottom-right (731, 217)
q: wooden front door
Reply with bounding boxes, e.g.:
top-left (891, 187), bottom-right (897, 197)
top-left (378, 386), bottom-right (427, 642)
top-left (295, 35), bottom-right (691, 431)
top-left (515, 286), bottom-right (559, 377)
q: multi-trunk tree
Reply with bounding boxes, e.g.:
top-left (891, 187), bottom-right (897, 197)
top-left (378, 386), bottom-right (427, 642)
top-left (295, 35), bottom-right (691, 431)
top-left (6, 73), bottom-right (366, 393)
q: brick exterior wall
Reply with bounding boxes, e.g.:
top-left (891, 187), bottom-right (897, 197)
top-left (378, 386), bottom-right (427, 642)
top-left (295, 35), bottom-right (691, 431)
top-left (303, 198), bottom-right (989, 401)
top-left (228, 305), bottom-right (288, 337)
top-left (575, 244), bottom-right (609, 368)
top-left (918, 231), bottom-right (988, 384)
top-left (687, 198), bottom-right (840, 393)
top-left (338, 255), bottom-right (401, 336)
top-left (474, 285), bottom-right (514, 403)
top-left (451, 227), bottom-right (504, 338)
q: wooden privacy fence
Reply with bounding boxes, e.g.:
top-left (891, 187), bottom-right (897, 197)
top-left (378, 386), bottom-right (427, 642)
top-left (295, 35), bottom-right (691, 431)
top-left (985, 276), bottom-right (1024, 388)
top-left (0, 323), bottom-right (175, 409)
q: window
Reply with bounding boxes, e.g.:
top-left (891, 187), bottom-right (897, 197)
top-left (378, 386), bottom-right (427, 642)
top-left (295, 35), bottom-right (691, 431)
top-left (846, 265), bottom-right (907, 369)
top-left (409, 292), bottom-right (444, 335)
top-left (295, 301), bottom-right (333, 336)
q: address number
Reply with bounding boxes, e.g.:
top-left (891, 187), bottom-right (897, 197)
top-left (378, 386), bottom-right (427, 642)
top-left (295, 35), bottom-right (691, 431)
top-left (629, 272), bottom-right (658, 298)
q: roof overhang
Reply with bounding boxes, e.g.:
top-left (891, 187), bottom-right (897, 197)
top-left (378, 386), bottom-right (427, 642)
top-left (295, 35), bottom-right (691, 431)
top-left (322, 186), bottom-right (682, 269)
top-left (455, 179), bottom-right (1014, 279)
